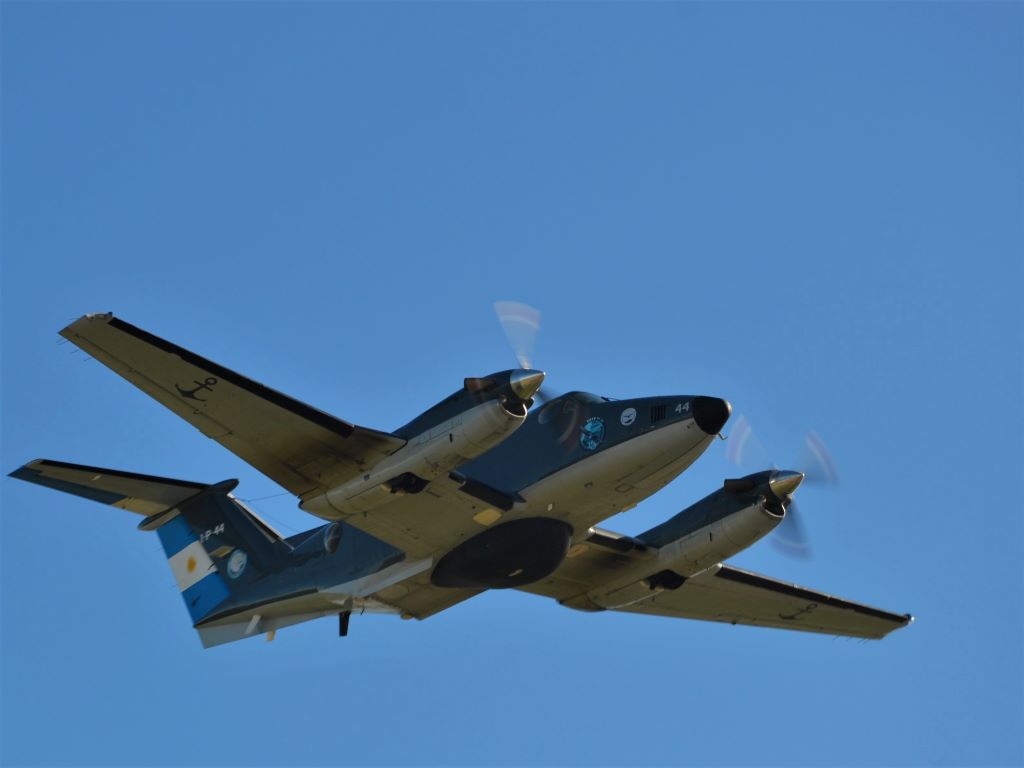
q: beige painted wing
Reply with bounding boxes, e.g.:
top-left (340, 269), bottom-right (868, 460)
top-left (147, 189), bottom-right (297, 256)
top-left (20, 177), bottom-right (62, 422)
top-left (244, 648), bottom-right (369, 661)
top-left (522, 528), bottom-right (913, 640)
top-left (60, 314), bottom-right (406, 499)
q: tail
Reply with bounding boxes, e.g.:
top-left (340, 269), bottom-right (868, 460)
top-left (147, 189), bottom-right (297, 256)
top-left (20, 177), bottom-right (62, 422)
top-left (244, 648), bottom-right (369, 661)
top-left (10, 459), bottom-right (287, 624)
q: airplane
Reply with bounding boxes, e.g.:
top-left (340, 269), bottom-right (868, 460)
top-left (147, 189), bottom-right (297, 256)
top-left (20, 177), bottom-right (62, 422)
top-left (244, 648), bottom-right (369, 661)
top-left (8, 311), bottom-right (913, 647)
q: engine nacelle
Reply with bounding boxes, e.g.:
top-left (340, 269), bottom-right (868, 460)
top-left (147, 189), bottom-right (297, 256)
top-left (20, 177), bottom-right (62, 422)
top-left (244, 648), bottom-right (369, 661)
top-left (301, 398), bottom-right (526, 519)
top-left (578, 476), bottom-right (790, 611)
top-left (653, 496), bottom-right (782, 578)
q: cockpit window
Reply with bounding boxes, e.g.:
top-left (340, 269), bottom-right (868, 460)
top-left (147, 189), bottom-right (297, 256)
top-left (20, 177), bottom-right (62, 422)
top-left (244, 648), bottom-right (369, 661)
top-left (536, 400), bottom-right (562, 425)
top-left (566, 391), bottom-right (605, 404)
top-left (536, 391), bottom-right (614, 424)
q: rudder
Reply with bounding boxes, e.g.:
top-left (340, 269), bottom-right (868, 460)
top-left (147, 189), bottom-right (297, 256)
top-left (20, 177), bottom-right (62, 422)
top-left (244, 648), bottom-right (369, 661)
top-left (158, 515), bottom-right (233, 623)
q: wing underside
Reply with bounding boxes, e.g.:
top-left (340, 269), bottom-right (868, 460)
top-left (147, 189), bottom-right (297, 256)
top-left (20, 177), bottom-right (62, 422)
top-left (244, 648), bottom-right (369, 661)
top-left (50, 314), bottom-right (533, 564)
top-left (616, 565), bottom-right (912, 639)
top-left (60, 313), bottom-right (406, 498)
top-left (522, 529), bottom-right (912, 640)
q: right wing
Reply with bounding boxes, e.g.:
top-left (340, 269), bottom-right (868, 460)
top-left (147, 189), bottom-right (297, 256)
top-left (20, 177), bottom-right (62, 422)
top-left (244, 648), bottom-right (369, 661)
top-left (60, 314), bottom-right (406, 499)
top-left (614, 564), bottom-right (913, 639)
top-left (522, 528), bottom-right (913, 640)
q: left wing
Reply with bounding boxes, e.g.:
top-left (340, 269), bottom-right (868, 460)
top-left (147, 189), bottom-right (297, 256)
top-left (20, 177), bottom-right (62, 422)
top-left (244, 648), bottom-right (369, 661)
top-left (521, 528), bottom-right (913, 640)
top-left (60, 313), bottom-right (406, 499)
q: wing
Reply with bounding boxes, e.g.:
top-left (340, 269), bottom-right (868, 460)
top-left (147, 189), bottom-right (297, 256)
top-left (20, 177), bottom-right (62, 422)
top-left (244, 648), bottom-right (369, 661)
top-left (522, 528), bottom-right (913, 640)
top-left (58, 314), bottom-right (523, 581)
top-left (60, 313), bottom-right (406, 498)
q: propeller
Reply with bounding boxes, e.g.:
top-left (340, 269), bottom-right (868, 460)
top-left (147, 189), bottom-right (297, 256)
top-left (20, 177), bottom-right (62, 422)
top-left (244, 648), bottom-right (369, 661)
top-left (493, 301), bottom-right (541, 370)
top-left (493, 300), bottom-right (593, 453)
top-left (725, 415), bottom-right (840, 559)
top-left (494, 301), bottom-right (560, 404)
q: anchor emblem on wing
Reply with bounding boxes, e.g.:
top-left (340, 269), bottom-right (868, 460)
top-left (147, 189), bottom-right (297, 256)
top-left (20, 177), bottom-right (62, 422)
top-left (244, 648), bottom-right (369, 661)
top-left (176, 376), bottom-right (218, 401)
top-left (779, 602), bottom-right (818, 621)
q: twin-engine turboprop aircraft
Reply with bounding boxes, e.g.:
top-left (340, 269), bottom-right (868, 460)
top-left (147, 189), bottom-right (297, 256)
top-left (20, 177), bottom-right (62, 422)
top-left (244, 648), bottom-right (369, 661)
top-left (9, 312), bottom-right (912, 647)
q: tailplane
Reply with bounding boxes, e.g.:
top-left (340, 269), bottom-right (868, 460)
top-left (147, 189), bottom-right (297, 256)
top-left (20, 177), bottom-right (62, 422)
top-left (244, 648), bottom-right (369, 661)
top-left (10, 459), bottom-right (287, 623)
top-left (10, 459), bottom-right (419, 648)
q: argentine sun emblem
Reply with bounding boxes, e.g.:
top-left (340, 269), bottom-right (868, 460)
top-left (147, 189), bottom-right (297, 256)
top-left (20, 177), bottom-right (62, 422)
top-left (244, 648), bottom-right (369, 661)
top-left (579, 417), bottom-right (606, 451)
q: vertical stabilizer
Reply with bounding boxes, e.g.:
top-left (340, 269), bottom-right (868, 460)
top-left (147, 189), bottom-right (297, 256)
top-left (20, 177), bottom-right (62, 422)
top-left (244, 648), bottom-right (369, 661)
top-left (157, 516), bottom-right (233, 623)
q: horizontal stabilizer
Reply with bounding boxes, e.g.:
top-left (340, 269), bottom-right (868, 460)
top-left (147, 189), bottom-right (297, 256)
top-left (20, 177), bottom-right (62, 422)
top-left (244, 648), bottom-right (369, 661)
top-left (10, 459), bottom-right (211, 517)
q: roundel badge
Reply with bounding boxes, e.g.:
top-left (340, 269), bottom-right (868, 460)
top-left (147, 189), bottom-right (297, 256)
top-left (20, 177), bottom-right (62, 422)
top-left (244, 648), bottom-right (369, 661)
top-left (620, 407), bottom-right (637, 427)
top-left (579, 417), bottom-right (606, 451)
top-left (226, 549), bottom-right (248, 579)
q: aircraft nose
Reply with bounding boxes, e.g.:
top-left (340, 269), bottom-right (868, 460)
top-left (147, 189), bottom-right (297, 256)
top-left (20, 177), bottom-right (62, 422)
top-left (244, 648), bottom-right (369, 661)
top-left (693, 396), bottom-right (732, 435)
top-left (510, 369), bottom-right (545, 400)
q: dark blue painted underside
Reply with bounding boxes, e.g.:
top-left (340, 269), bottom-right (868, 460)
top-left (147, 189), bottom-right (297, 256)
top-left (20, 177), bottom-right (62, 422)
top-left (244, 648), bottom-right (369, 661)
top-left (8, 466), bottom-right (126, 506)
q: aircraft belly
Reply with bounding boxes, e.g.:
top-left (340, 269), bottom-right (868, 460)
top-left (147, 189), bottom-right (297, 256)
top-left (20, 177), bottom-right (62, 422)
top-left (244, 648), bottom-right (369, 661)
top-left (431, 517), bottom-right (572, 589)
top-left (299, 418), bottom-right (714, 604)
top-left (194, 590), bottom-right (401, 647)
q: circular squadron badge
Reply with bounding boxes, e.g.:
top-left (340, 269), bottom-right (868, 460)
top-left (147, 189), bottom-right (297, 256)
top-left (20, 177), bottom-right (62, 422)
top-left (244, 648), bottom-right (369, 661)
top-left (579, 417), bottom-right (606, 451)
top-left (226, 549), bottom-right (248, 579)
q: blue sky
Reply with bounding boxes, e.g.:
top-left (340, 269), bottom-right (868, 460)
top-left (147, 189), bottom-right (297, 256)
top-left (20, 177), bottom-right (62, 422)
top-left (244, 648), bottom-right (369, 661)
top-left (2, 2), bottom-right (1021, 766)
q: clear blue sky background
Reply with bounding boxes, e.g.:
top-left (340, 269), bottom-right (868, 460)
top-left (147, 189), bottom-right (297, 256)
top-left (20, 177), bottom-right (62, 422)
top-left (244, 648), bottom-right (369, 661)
top-left (3, 3), bottom-right (1021, 766)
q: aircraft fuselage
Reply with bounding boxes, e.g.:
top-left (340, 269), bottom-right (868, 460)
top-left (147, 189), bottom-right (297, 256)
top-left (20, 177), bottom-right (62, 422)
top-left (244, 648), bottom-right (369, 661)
top-left (424, 392), bottom-right (731, 589)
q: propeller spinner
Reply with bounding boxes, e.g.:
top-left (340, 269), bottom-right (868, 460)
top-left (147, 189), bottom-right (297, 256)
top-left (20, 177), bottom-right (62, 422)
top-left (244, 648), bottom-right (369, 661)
top-left (509, 369), bottom-right (546, 401)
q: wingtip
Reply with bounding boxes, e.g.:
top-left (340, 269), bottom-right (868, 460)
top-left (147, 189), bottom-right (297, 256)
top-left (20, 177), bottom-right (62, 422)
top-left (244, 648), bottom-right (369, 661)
top-left (8, 465), bottom-right (34, 481)
top-left (8, 459), bottom-right (43, 479)
top-left (60, 312), bottom-right (113, 335)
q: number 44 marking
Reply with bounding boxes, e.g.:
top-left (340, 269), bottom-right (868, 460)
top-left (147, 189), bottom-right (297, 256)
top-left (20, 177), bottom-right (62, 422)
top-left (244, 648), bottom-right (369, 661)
top-left (675, 402), bottom-right (690, 414)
